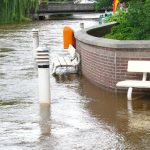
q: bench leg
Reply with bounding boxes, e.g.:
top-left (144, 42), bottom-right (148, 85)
top-left (127, 100), bottom-right (133, 114)
top-left (127, 87), bottom-right (133, 100)
top-left (52, 65), bottom-right (57, 75)
top-left (51, 63), bottom-right (54, 72)
top-left (75, 66), bottom-right (78, 73)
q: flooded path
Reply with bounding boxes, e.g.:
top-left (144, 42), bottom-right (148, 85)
top-left (0, 18), bottom-right (150, 150)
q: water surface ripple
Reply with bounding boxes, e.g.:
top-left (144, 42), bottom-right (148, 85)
top-left (0, 19), bottom-right (150, 150)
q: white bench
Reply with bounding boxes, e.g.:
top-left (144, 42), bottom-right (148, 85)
top-left (116, 61), bottom-right (150, 100)
top-left (51, 44), bottom-right (80, 75)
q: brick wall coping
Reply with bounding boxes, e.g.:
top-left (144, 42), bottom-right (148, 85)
top-left (75, 22), bottom-right (150, 49)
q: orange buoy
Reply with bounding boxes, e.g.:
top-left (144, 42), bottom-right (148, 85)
top-left (63, 26), bottom-right (76, 49)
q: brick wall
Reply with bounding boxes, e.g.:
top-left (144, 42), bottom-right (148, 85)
top-left (75, 24), bottom-right (150, 91)
top-left (77, 42), bottom-right (115, 89)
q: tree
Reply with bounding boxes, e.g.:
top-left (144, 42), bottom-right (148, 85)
top-left (94, 0), bottom-right (130, 11)
top-left (0, 0), bottom-right (39, 24)
top-left (48, 0), bottom-right (74, 2)
top-left (105, 0), bottom-right (150, 40)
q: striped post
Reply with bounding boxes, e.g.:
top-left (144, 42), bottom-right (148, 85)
top-left (36, 46), bottom-right (50, 104)
top-left (32, 29), bottom-right (39, 58)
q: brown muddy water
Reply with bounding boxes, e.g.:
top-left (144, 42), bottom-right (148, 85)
top-left (0, 18), bottom-right (150, 150)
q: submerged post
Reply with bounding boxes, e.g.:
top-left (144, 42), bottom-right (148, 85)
top-left (32, 29), bottom-right (39, 58)
top-left (40, 104), bottom-right (51, 135)
top-left (36, 46), bottom-right (50, 104)
top-left (80, 23), bottom-right (84, 29)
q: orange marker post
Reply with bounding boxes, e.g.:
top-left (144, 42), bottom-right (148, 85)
top-left (63, 26), bottom-right (76, 49)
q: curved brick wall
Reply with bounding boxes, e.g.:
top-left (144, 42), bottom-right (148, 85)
top-left (75, 22), bottom-right (150, 90)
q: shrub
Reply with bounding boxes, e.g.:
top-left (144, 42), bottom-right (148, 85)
top-left (105, 0), bottom-right (150, 40)
top-left (0, 0), bottom-right (39, 24)
top-left (95, 0), bottom-right (129, 11)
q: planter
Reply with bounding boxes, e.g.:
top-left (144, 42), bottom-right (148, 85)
top-left (75, 22), bottom-right (150, 90)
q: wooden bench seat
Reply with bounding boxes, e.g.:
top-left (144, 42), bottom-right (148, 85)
top-left (51, 45), bottom-right (80, 75)
top-left (116, 61), bottom-right (150, 100)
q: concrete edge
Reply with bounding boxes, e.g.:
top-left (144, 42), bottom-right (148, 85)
top-left (74, 22), bottom-right (150, 49)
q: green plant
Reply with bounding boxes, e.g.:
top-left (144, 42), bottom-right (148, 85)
top-left (105, 0), bottom-right (150, 40)
top-left (0, 0), bottom-right (39, 24)
top-left (94, 0), bottom-right (112, 11)
top-left (94, 0), bottom-right (130, 11)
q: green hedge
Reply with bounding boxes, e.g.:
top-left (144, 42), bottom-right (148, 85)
top-left (94, 0), bottom-right (129, 11)
top-left (0, 0), bottom-right (39, 24)
top-left (105, 0), bottom-right (150, 40)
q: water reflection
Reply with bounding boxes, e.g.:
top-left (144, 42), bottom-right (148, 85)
top-left (53, 74), bottom-right (80, 83)
top-left (51, 75), bottom-right (126, 149)
top-left (0, 100), bottom-right (20, 106)
top-left (78, 77), bottom-right (150, 149)
top-left (0, 47), bottom-right (14, 52)
top-left (127, 98), bottom-right (150, 132)
top-left (127, 100), bottom-right (133, 114)
top-left (78, 77), bottom-right (128, 130)
top-left (39, 104), bottom-right (51, 136)
top-left (0, 47), bottom-right (14, 58)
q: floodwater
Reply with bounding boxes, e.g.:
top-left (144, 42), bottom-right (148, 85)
top-left (0, 18), bottom-right (150, 150)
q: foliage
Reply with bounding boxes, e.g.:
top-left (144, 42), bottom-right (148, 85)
top-left (94, 0), bottom-right (130, 11)
top-left (94, 0), bottom-right (112, 11)
top-left (48, 0), bottom-right (73, 2)
top-left (105, 0), bottom-right (150, 40)
top-left (0, 0), bottom-right (39, 24)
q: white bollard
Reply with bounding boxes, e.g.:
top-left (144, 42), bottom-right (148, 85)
top-left (102, 18), bottom-right (105, 24)
top-left (36, 46), bottom-right (50, 104)
top-left (32, 28), bottom-right (39, 58)
top-left (80, 22), bottom-right (84, 29)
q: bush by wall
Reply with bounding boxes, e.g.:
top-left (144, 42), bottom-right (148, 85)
top-left (94, 0), bottom-right (129, 11)
top-left (105, 0), bottom-right (150, 40)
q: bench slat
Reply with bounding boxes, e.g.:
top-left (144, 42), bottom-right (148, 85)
top-left (128, 61), bottom-right (150, 73)
top-left (116, 80), bottom-right (150, 88)
top-left (64, 56), bottom-right (73, 66)
top-left (52, 57), bottom-right (61, 67)
top-left (51, 45), bottom-right (80, 75)
top-left (57, 56), bottom-right (67, 66)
